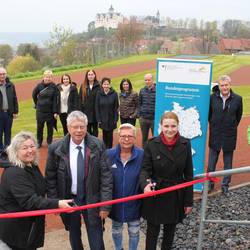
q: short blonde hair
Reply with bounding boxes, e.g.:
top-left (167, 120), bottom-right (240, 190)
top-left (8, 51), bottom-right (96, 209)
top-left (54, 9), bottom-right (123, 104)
top-left (43, 69), bottom-right (53, 76)
top-left (118, 123), bottom-right (136, 136)
top-left (0, 67), bottom-right (7, 74)
top-left (6, 131), bottom-right (38, 168)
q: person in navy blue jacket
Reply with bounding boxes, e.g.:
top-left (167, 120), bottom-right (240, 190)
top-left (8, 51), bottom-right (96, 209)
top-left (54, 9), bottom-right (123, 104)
top-left (107, 123), bottom-right (144, 250)
top-left (138, 73), bottom-right (156, 148)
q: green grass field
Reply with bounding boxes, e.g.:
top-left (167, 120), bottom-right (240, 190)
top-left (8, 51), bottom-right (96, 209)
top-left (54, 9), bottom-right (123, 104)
top-left (12, 54), bottom-right (250, 138)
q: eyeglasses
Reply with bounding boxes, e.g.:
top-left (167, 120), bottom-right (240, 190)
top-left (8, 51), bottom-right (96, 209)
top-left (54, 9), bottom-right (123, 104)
top-left (70, 125), bottom-right (86, 130)
top-left (119, 135), bottom-right (135, 140)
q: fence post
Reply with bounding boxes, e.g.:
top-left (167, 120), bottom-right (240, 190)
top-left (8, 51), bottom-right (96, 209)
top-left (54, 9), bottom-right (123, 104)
top-left (197, 180), bottom-right (209, 250)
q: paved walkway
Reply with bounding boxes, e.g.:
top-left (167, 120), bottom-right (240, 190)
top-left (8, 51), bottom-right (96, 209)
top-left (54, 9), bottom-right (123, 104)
top-left (42, 218), bottom-right (147, 250)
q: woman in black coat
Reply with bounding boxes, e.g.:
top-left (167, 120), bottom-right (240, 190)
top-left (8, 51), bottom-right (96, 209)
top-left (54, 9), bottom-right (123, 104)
top-left (139, 112), bottom-right (194, 250)
top-left (32, 70), bottom-right (59, 148)
top-left (79, 69), bottom-right (100, 137)
top-left (95, 77), bottom-right (119, 149)
top-left (57, 74), bottom-right (79, 135)
top-left (0, 131), bottom-right (72, 250)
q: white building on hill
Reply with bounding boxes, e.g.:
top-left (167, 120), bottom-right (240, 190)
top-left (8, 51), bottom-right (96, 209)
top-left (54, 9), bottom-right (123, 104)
top-left (95, 5), bottom-right (124, 29)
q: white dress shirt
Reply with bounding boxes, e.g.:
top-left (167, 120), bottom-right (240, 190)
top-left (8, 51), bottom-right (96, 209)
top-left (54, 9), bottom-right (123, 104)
top-left (69, 138), bottom-right (85, 195)
top-left (220, 92), bottom-right (230, 109)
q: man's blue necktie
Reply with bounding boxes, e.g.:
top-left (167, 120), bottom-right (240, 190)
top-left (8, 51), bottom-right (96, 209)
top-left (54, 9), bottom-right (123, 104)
top-left (76, 145), bottom-right (84, 200)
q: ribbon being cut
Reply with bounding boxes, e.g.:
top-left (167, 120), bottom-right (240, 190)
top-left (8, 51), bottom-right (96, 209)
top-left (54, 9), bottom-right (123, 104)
top-left (0, 176), bottom-right (217, 219)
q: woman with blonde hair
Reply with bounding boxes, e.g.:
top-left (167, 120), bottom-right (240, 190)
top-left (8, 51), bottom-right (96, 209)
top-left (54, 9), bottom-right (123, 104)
top-left (32, 70), bottom-right (59, 147)
top-left (0, 131), bottom-right (72, 250)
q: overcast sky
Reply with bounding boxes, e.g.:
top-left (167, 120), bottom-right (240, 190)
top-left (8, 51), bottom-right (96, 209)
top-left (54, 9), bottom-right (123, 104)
top-left (1, 0), bottom-right (249, 33)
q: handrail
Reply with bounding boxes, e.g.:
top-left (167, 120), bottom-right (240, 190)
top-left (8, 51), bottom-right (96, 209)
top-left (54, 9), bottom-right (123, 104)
top-left (196, 166), bottom-right (250, 250)
top-left (195, 166), bottom-right (250, 178)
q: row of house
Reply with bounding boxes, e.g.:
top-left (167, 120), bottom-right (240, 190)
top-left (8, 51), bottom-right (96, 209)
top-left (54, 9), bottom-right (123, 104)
top-left (95, 6), bottom-right (250, 55)
top-left (219, 39), bottom-right (250, 54)
top-left (135, 37), bottom-right (250, 55)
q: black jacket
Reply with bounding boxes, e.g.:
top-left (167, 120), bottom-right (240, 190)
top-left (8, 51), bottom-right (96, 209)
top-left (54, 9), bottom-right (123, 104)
top-left (32, 81), bottom-right (59, 115)
top-left (57, 82), bottom-right (79, 114)
top-left (79, 81), bottom-right (100, 123)
top-left (0, 78), bottom-right (18, 114)
top-left (209, 90), bottom-right (243, 151)
top-left (138, 84), bottom-right (156, 120)
top-left (45, 133), bottom-right (113, 229)
top-left (139, 136), bottom-right (193, 225)
top-left (95, 88), bottom-right (119, 131)
top-left (0, 163), bottom-right (58, 249)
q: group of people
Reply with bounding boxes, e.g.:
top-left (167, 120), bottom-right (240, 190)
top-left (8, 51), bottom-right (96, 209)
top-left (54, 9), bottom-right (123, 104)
top-left (0, 110), bottom-right (193, 250)
top-left (0, 65), bottom-right (243, 250)
top-left (31, 69), bottom-right (155, 151)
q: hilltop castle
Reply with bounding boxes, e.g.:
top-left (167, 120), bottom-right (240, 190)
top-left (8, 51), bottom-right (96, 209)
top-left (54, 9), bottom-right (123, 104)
top-left (95, 5), bottom-right (160, 29)
top-left (95, 5), bottom-right (124, 29)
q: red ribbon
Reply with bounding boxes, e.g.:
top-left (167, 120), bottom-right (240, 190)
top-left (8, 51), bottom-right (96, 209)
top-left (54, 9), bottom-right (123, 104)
top-left (0, 177), bottom-right (211, 219)
top-left (205, 172), bottom-right (220, 183)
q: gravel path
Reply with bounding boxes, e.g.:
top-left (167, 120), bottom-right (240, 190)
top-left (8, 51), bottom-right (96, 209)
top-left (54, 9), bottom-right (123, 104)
top-left (141, 185), bottom-right (250, 249)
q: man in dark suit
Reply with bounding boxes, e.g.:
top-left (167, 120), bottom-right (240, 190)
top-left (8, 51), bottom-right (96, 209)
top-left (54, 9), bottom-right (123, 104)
top-left (0, 67), bottom-right (18, 153)
top-left (45, 111), bottom-right (112, 250)
top-left (208, 75), bottom-right (243, 194)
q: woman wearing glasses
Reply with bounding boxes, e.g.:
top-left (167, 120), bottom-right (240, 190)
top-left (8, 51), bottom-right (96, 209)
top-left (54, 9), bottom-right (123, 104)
top-left (0, 131), bottom-right (72, 250)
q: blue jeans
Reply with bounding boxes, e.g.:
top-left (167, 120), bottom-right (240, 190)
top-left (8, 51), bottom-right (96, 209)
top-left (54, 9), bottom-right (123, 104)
top-left (0, 111), bottom-right (13, 152)
top-left (112, 219), bottom-right (140, 250)
top-left (207, 148), bottom-right (233, 188)
top-left (68, 198), bottom-right (104, 250)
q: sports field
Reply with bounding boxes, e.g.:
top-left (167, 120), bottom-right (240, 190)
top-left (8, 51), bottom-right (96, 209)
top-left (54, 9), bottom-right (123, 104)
top-left (12, 54), bottom-right (250, 136)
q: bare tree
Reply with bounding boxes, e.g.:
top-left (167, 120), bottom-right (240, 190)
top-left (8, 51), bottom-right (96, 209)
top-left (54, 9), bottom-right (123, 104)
top-left (45, 25), bottom-right (74, 65)
top-left (115, 17), bottom-right (143, 49)
top-left (200, 21), bottom-right (220, 54)
top-left (223, 19), bottom-right (250, 38)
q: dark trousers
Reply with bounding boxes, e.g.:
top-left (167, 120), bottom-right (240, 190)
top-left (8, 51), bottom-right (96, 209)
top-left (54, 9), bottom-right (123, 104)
top-left (87, 122), bottom-right (98, 137)
top-left (69, 198), bottom-right (104, 250)
top-left (102, 129), bottom-right (113, 149)
top-left (139, 117), bottom-right (154, 148)
top-left (37, 119), bottom-right (54, 146)
top-left (59, 113), bottom-right (68, 136)
top-left (146, 222), bottom-right (176, 250)
top-left (7, 244), bottom-right (36, 250)
top-left (0, 111), bottom-right (13, 152)
top-left (207, 147), bottom-right (233, 187)
top-left (120, 117), bottom-right (136, 126)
